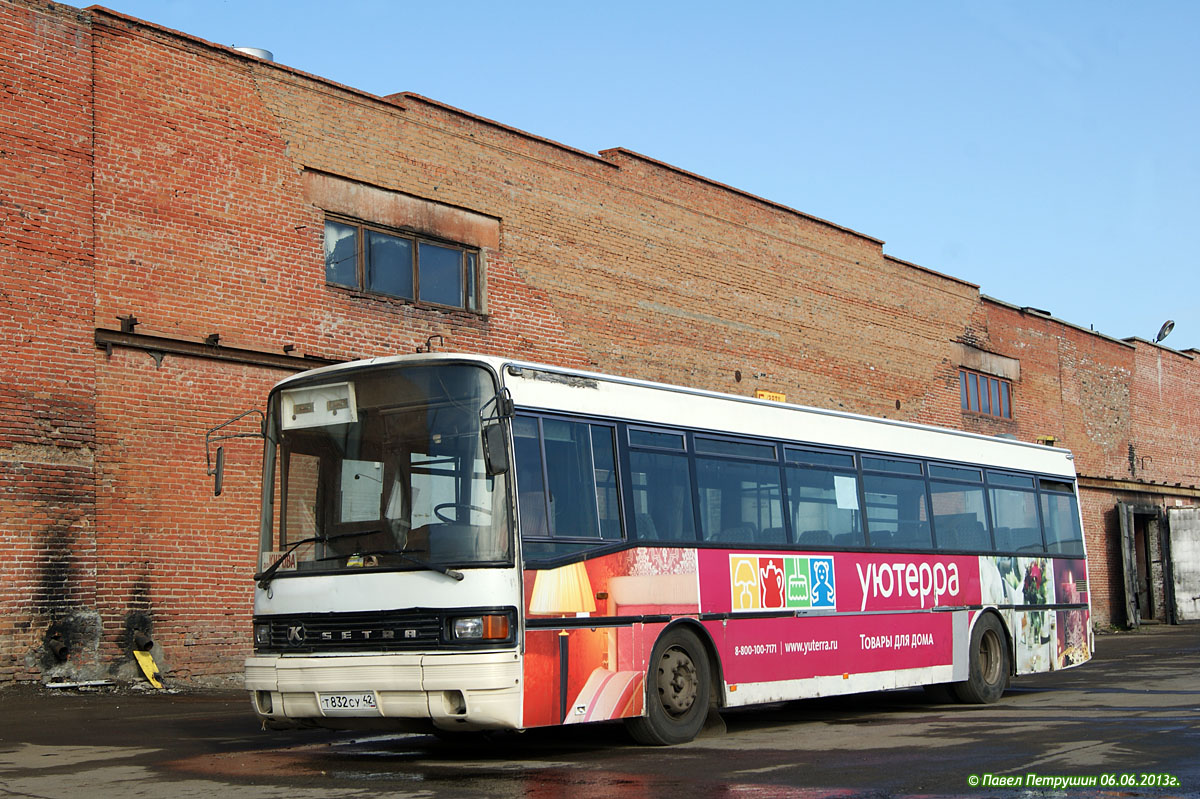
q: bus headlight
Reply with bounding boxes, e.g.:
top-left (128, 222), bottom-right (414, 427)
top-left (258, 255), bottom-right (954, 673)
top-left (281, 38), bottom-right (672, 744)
top-left (254, 623), bottom-right (271, 647)
top-left (451, 614), bottom-right (510, 641)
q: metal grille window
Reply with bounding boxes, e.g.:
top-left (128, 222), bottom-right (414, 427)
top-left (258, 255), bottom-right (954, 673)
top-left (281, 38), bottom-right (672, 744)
top-left (959, 368), bottom-right (1012, 419)
top-left (324, 216), bottom-right (479, 311)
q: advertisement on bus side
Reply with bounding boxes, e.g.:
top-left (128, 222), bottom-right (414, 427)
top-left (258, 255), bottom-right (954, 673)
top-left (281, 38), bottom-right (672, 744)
top-left (520, 547), bottom-right (1089, 728)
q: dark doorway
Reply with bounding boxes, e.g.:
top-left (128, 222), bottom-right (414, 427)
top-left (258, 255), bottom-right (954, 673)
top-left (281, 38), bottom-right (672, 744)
top-left (1119, 503), bottom-right (1168, 627)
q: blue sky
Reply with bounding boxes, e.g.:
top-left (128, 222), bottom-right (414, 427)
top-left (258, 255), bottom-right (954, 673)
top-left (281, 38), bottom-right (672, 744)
top-left (88, 1), bottom-right (1198, 350)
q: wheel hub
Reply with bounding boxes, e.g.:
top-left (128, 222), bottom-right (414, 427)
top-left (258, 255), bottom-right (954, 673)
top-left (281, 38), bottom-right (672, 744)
top-left (980, 628), bottom-right (1001, 684)
top-left (658, 646), bottom-right (698, 715)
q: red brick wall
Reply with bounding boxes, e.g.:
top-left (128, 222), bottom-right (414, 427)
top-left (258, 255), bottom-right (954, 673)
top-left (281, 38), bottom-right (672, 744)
top-left (1078, 487), bottom-right (1121, 628)
top-left (0, 0), bottom-right (97, 681)
top-left (1129, 343), bottom-right (1200, 488)
top-left (92, 349), bottom-right (281, 678)
top-left (980, 302), bottom-right (1134, 479)
top-left (90, 13), bottom-right (592, 366)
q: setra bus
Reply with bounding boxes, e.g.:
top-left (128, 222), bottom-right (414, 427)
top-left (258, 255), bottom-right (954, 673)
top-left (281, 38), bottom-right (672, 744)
top-left (238, 353), bottom-right (1092, 744)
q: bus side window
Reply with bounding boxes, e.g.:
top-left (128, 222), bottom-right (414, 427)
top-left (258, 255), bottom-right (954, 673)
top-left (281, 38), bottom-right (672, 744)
top-left (695, 457), bottom-right (784, 545)
top-left (1041, 492), bottom-right (1084, 555)
top-left (863, 473), bottom-right (932, 549)
top-left (989, 486), bottom-right (1042, 552)
top-left (629, 449), bottom-right (696, 541)
top-left (513, 416), bottom-right (549, 537)
top-left (542, 419), bottom-right (601, 538)
top-left (930, 480), bottom-right (990, 551)
top-left (514, 416), bottom-right (623, 545)
top-left (591, 425), bottom-right (622, 540)
top-left (784, 462), bottom-right (863, 547)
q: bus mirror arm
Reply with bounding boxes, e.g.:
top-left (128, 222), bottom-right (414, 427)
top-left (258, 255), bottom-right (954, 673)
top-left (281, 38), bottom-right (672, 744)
top-left (205, 409), bottom-right (266, 497)
top-left (480, 388), bottom-right (514, 422)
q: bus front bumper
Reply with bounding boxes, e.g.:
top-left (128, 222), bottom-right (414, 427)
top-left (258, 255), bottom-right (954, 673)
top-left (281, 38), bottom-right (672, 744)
top-left (245, 651), bottom-right (522, 731)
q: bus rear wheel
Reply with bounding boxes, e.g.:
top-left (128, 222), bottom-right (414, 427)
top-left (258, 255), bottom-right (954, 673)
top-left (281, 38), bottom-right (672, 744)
top-left (953, 613), bottom-right (1010, 704)
top-left (626, 626), bottom-right (711, 745)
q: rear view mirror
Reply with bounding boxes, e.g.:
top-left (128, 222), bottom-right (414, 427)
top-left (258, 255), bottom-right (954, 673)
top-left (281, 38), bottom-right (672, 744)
top-left (213, 446), bottom-right (225, 496)
top-left (482, 422), bottom-right (510, 476)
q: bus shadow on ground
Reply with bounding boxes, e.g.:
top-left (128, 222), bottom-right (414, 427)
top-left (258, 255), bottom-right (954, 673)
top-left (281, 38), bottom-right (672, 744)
top-left (319, 688), bottom-right (971, 759)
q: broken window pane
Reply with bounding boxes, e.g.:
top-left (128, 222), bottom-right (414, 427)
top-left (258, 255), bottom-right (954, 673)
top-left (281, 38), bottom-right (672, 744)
top-left (324, 220), bottom-right (358, 287)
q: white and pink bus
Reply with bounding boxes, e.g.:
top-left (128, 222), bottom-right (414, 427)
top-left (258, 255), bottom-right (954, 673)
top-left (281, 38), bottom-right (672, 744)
top-left (241, 353), bottom-right (1092, 744)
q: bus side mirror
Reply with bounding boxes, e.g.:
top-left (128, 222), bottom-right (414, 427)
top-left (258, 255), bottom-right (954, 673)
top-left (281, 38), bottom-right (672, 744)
top-left (213, 446), bottom-right (225, 496)
top-left (482, 422), bottom-right (510, 476)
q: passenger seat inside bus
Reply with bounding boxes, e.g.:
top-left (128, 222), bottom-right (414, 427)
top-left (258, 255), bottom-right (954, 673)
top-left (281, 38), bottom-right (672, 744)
top-left (720, 524), bottom-right (757, 544)
top-left (958, 521), bottom-right (990, 551)
top-left (798, 529), bottom-right (833, 547)
top-left (993, 527), bottom-right (1012, 552)
top-left (834, 532), bottom-right (862, 547)
top-left (1009, 527), bottom-right (1042, 551)
top-left (894, 521), bottom-right (931, 548)
top-left (934, 514), bottom-right (988, 551)
top-left (760, 527), bottom-right (788, 545)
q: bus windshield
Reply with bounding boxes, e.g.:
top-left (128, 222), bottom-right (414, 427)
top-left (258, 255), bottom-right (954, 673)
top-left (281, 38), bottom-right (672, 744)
top-left (259, 363), bottom-right (511, 580)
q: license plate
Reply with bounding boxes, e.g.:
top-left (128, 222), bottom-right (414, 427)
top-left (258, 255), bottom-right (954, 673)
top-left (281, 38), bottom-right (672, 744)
top-left (318, 692), bottom-right (379, 716)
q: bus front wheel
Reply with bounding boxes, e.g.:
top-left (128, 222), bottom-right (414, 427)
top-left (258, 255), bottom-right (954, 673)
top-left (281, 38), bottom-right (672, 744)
top-left (953, 613), bottom-right (1010, 704)
top-left (626, 626), bottom-right (711, 745)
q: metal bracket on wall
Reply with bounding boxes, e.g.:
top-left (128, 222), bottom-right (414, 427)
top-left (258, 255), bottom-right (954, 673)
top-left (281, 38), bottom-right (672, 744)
top-left (94, 328), bottom-right (341, 372)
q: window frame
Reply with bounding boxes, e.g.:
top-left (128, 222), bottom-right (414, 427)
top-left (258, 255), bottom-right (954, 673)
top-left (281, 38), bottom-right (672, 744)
top-left (694, 434), bottom-right (778, 461)
top-left (927, 466), bottom-right (993, 552)
top-left (628, 426), bottom-right (687, 452)
top-left (323, 214), bottom-right (481, 312)
top-left (693, 438), bottom-right (786, 545)
top-left (959, 368), bottom-right (1012, 419)
top-left (859, 454), bottom-right (927, 548)
top-left (783, 446), bottom-right (864, 548)
top-left (1039, 486), bottom-right (1086, 556)
top-left (514, 413), bottom-right (625, 546)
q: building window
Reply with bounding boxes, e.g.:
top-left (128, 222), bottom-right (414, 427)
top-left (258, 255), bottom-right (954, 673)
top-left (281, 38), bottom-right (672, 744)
top-left (323, 216), bottom-right (479, 311)
top-left (959, 368), bottom-right (1011, 419)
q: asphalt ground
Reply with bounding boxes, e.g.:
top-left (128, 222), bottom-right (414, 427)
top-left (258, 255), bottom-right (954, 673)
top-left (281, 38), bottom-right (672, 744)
top-left (1, 624), bottom-right (1197, 799)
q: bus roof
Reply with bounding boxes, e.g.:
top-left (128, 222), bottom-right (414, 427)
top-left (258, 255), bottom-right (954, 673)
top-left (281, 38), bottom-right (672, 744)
top-left (272, 352), bottom-right (1076, 479)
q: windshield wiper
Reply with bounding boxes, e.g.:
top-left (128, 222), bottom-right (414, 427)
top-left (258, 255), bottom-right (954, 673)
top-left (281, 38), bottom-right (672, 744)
top-left (314, 546), bottom-right (465, 582)
top-left (254, 530), bottom-right (373, 589)
top-left (392, 550), bottom-right (465, 581)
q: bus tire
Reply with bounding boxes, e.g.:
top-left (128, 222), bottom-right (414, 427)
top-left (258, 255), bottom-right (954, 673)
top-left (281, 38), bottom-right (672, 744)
top-left (952, 613), bottom-right (1010, 704)
top-left (625, 626), bottom-right (711, 746)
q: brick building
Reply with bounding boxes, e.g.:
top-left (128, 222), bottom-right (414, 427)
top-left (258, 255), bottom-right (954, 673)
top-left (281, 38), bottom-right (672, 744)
top-left (2, 0), bottom-right (1197, 684)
